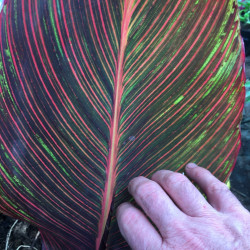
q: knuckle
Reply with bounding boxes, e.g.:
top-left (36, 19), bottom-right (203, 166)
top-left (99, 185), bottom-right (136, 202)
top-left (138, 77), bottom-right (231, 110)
top-left (164, 172), bottom-right (188, 189)
top-left (119, 206), bottom-right (139, 226)
top-left (207, 181), bottom-right (229, 194)
top-left (134, 180), bottom-right (159, 201)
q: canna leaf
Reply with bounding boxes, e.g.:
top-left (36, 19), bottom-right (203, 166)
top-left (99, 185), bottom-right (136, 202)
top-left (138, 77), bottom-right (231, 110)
top-left (0, 0), bottom-right (245, 249)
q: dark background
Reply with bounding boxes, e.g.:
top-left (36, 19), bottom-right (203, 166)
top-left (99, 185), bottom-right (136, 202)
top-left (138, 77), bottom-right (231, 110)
top-left (230, 56), bottom-right (250, 212)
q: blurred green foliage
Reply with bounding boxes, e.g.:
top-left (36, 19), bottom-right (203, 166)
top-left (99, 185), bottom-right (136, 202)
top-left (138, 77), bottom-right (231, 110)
top-left (239, 0), bottom-right (250, 24)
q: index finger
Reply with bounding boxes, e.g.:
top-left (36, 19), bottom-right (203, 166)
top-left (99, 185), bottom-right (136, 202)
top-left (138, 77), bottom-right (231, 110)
top-left (128, 176), bottom-right (186, 237)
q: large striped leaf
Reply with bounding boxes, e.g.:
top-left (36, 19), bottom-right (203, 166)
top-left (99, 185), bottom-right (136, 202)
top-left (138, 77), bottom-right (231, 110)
top-left (0, 0), bottom-right (245, 249)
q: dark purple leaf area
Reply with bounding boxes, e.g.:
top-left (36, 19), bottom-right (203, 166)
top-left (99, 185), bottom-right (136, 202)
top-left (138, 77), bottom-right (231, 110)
top-left (0, 63), bottom-right (249, 249)
top-left (0, 0), bottom-right (250, 250)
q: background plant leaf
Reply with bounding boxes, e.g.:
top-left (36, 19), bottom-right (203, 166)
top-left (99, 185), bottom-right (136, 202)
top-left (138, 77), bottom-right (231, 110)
top-left (0, 0), bottom-right (245, 249)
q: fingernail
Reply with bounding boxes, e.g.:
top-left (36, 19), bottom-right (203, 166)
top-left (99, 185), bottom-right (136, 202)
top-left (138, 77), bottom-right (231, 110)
top-left (186, 163), bottom-right (197, 169)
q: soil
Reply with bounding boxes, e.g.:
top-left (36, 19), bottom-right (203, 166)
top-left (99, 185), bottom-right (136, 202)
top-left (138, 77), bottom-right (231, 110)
top-left (0, 62), bottom-right (249, 250)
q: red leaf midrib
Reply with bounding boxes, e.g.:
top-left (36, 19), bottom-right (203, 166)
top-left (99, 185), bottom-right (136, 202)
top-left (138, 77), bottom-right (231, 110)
top-left (96, 1), bottom-right (135, 248)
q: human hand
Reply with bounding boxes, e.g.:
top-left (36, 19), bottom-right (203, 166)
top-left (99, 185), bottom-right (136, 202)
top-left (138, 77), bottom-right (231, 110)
top-left (117, 163), bottom-right (250, 250)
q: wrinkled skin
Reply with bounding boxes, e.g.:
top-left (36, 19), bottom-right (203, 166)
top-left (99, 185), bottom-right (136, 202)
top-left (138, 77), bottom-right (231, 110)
top-left (117, 163), bottom-right (250, 250)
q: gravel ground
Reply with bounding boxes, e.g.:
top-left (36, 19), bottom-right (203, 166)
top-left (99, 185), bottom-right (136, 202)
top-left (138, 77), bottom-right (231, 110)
top-left (0, 216), bottom-right (41, 250)
top-left (0, 61), bottom-right (249, 250)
